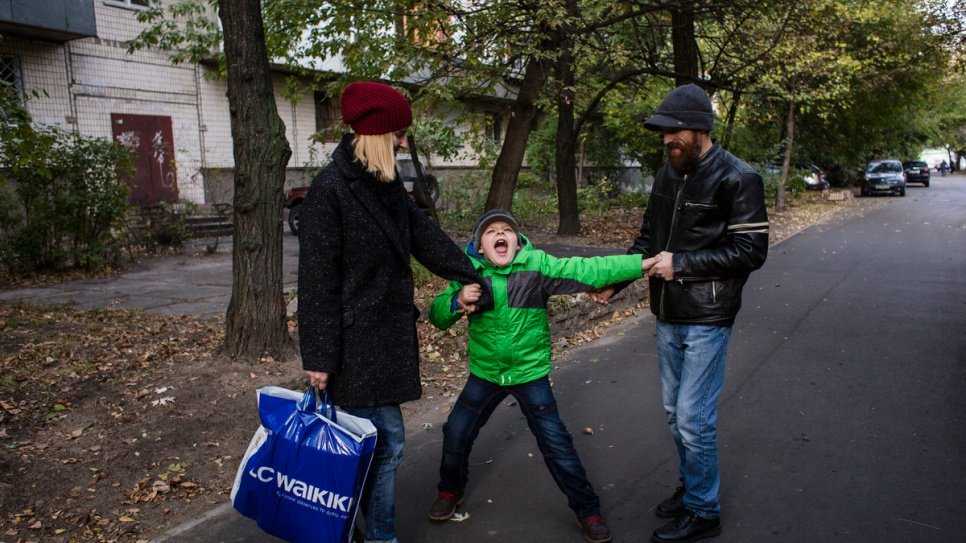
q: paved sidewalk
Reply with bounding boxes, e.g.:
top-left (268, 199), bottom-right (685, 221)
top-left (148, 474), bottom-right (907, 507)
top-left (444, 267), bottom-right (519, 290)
top-left (0, 233), bottom-right (621, 319)
top-left (0, 234), bottom-right (300, 319)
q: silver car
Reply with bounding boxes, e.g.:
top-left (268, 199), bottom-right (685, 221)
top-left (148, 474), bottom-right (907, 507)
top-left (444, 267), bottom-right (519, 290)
top-left (861, 160), bottom-right (906, 197)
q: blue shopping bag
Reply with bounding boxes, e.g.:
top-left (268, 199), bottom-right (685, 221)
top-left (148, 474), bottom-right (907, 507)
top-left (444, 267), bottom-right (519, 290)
top-left (231, 386), bottom-right (377, 543)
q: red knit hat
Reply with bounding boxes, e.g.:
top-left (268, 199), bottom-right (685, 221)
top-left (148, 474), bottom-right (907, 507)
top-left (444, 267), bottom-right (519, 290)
top-left (339, 82), bottom-right (413, 135)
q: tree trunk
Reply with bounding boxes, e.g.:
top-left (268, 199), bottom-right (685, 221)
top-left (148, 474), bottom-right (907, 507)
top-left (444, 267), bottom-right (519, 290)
top-left (555, 2), bottom-right (580, 236)
top-left (218, 0), bottom-right (294, 362)
top-left (777, 101), bottom-right (796, 211)
top-left (407, 134), bottom-right (439, 223)
top-left (671, 2), bottom-right (698, 86)
top-left (721, 91), bottom-right (741, 148)
top-left (484, 44), bottom-right (552, 211)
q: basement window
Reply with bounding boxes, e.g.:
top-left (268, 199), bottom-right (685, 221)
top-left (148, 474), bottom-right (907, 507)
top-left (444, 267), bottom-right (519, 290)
top-left (0, 55), bottom-right (24, 99)
top-left (104, 0), bottom-right (152, 9)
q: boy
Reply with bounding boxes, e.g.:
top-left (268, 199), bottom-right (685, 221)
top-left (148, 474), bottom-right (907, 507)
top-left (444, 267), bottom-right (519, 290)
top-left (427, 209), bottom-right (660, 543)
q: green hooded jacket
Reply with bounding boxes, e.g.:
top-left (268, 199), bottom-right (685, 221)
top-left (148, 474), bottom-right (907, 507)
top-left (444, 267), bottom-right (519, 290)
top-left (429, 235), bottom-right (644, 386)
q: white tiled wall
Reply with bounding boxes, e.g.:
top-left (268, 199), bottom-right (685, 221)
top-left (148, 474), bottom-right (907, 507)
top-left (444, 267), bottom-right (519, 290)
top-left (0, 39), bottom-right (72, 128)
top-left (75, 96), bottom-right (205, 202)
top-left (1, 0), bottom-right (495, 205)
top-left (198, 72), bottom-right (330, 170)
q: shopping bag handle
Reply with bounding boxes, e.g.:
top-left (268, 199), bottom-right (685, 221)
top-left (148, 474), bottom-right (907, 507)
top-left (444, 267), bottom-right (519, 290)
top-left (298, 387), bottom-right (337, 423)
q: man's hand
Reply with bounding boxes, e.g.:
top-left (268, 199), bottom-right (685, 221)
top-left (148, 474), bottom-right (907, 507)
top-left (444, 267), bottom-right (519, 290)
top-left (458, 283), bottom-right (482, 314)
top-left (587, 286), bottom-right (615, 305)
top-left (306, 370), bottom-right (328, 390)
top-left (647, 251), bottom-right (675, 280)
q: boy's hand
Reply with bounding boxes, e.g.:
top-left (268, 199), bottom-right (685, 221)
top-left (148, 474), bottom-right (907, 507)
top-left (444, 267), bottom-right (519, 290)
top-left (642, 253), bottom-right (662, 273)
top-left (458, 283), bottom-right (482, 314)
top-left (647, 251), bottom-right (674, 280)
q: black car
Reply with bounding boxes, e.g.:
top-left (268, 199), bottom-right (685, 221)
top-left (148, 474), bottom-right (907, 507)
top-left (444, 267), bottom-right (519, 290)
top-left (284, 155), bottom-right (440, 235)
top-left (902, 160), bottom-right (930, 187)
top-left (861, 160), bottom-right (906, 197)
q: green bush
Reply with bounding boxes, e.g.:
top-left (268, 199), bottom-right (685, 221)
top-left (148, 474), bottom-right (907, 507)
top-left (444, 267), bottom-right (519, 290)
top-left (137, 201), bottom-right (196, 251)
top-left (0, 85), bottom-right (133, 271)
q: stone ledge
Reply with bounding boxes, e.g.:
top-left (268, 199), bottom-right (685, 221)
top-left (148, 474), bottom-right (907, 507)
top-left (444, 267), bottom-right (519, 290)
top-left (548, 280), bottom-right (649, 339)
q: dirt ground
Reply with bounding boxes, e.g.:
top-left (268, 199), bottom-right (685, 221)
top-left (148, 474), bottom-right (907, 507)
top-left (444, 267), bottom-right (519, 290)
top-left (0, 191), bottom-right (893, 542)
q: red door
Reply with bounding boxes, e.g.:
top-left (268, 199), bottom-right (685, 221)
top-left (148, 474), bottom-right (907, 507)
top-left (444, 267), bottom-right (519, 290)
top-left (111, 114), bottom-right (178, 206)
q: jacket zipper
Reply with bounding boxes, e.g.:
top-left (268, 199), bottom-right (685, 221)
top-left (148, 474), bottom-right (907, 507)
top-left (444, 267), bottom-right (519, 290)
top-left (660, 174), bottom-right (688, 319)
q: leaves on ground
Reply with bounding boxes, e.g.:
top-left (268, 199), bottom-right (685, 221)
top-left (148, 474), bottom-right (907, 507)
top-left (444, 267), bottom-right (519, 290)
top-left (0, 190), bottom-right (882, 542)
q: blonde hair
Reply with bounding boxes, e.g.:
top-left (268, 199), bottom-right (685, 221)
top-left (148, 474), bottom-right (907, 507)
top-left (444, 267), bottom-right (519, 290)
top-left (353, 133), bottom-right (397, 182)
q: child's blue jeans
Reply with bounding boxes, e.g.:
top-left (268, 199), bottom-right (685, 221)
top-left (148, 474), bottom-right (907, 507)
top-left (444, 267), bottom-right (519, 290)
top-left (438, 374), bottom-right (601, 519)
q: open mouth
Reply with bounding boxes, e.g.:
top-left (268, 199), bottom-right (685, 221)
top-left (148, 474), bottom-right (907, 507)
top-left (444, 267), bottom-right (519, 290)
top-left (493, 238), bottom-right (509, 255)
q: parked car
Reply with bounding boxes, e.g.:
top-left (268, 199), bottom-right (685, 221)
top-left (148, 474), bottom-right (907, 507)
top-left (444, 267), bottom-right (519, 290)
top-left (284, 155), bottom-right (440, 235)
top-left (861, 159), bottom-right (906, 197)
top-left (764, 162), bottom-right (831, 191)
top-left (902, 160), bottom-right (930, 187)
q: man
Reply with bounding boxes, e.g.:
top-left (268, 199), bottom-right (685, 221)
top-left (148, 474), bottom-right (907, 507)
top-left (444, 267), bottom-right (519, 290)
top-left (591, 83), bottom-right (768, 542)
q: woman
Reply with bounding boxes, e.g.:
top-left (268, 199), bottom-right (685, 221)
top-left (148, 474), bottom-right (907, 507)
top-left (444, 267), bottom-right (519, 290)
top-left (298, 81), bottom-right (489, 543)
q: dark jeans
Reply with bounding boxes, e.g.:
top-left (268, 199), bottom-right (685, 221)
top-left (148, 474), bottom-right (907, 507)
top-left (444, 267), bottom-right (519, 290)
top-left (438, 374), bottom-right (601, 518)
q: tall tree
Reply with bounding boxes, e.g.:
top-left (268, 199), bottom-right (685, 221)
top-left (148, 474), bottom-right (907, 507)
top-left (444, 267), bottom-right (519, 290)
top-left (671, 1), bottom-right (699, 85)
top-left (131, 0), bottom-right (293, 361)
top-left (484, 35), bottom-right (555, 211)
top-left (219, 0), bottom-right (294, 361)
top-left (553, 0), bottom-right (580, 234)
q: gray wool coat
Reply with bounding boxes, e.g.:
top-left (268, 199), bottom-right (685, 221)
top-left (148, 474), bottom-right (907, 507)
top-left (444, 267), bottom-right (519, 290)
top-left (298, 134), bottom-right (490, 407)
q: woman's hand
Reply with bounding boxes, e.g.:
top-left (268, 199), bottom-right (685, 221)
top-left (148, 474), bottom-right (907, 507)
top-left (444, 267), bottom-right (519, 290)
top-left (306, 370), bottom-right (329, 390)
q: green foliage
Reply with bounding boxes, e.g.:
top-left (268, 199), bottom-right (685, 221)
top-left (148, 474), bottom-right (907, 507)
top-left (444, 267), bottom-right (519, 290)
top-left (129, 0), bottom-right (223, 68)
top-left (437, 170), bottom-right (489, 229)
top-left (411, 118), bottom-right (464, 164)
top-left (525, 117), bottom-right (558, 185)
top-left (0, 85), bottom-right (133, 271)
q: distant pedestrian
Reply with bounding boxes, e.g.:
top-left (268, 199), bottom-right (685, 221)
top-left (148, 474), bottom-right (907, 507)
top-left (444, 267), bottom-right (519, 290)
top-left (589, 84), bottom-right (769, 543)
top-left (939, 160), bottom-right (948, 176)
top-left (298, 81), bottom-right (491, 543)
top-left (426, 209), bottom-right (658, 543)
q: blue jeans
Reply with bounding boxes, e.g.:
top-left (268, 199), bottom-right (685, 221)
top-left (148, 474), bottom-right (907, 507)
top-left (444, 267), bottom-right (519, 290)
top-left (342, 405), bottom-right (404, 543)
top-left (655, 320), bottom-right (731, 519)
top-left (438, 374), bottom-right (601, 519)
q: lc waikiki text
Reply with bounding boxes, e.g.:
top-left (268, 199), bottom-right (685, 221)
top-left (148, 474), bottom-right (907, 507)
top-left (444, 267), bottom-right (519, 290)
top-left (249, 466), bottom-right (354, 513)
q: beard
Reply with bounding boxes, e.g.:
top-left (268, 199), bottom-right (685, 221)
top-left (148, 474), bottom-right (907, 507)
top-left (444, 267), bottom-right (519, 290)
top-left (666, 132), bottom-right (703, 174)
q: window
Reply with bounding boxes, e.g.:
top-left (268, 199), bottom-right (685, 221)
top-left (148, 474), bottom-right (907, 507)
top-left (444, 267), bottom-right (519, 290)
top-left (314, 91), bottom-right (342, 142)
top-left (0, 55), bottom-right (24, 99)
top-left (104, 0), bottom-right (152, 9)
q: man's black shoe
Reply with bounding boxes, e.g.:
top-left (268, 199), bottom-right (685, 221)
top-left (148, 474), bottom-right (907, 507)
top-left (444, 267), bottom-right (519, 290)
top-left (655, 486), bottom-right (685, 518)
top-left (651, 509), bottom-right (721, 543)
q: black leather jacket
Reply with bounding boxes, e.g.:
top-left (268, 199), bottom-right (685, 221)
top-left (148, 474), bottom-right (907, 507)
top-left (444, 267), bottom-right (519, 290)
top-left (629, 142), bottom-right (769, 326)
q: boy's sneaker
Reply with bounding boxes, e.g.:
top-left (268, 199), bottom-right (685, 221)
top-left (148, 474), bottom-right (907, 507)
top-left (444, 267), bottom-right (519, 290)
top-left (428, 491), bottom-right (463, 521)
top-left (578, 514), bottom-right (612, 543)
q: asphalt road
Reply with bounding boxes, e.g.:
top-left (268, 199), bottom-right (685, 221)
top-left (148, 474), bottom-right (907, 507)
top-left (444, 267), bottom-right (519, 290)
top-left (156, 178), bottom-right (965, 543)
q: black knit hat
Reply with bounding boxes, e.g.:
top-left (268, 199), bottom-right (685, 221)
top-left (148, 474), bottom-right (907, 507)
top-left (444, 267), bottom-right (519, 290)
top-left (473, 209), bottom-right (522, 250)
top-left (644, 83), bottom-right (714, 132)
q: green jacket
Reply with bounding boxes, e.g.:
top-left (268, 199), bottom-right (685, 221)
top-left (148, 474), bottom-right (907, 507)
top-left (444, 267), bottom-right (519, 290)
top-left (429, 235), bottom-right (643, 385)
